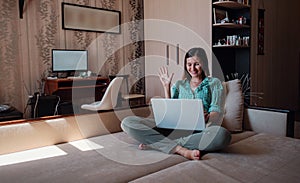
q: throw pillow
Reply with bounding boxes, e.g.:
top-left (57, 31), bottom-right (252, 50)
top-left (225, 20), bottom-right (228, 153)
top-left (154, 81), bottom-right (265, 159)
top-left (222, 79), bottom-right (244, 132)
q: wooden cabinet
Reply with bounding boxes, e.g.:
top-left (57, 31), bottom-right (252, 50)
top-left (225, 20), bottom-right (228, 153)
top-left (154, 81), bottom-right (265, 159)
top-left (45, 77), bottom-right (109, 102)
top-left (144, 0), bottom-right (212, 100)
top-left (212, 0), bottom-right (251, 78)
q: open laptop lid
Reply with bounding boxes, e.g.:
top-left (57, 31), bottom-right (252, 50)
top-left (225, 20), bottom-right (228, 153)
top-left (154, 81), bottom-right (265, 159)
top-left (151, 98), bottom-right (205, 131)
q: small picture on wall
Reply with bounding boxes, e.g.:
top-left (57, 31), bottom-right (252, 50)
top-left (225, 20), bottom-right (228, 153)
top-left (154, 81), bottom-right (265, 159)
top-left (213, 8), bottom-right (229, 24)
top-left (257, 9), bottom-right (265, 55)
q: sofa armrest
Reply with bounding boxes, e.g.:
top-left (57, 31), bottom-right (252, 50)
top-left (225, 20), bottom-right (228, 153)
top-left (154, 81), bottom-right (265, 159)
top-left (243, 106), bottom-right (294, 137)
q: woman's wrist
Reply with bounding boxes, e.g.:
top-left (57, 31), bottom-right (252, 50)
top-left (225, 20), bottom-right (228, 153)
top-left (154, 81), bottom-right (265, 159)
top-left (163, 85), bottom-right (170, 92)
top-left (163, 84), bottom-right (171, 89)
top-left (164, 85), bottom-right (171, 98)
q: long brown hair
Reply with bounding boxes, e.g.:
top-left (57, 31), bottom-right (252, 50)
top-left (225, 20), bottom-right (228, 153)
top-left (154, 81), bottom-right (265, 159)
top-left (184, 47), bottom-right (209, 80)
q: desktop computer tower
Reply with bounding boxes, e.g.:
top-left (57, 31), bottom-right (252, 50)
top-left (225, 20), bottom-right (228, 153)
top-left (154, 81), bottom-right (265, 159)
top-left (57, 101), bottom-right (74, 115)
top-left (30, 94), bottom-right (60, 118)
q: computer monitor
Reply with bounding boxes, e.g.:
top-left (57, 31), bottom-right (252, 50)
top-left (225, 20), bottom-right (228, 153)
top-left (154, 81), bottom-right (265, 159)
top-left (52, 49), bottom-right (88, 74)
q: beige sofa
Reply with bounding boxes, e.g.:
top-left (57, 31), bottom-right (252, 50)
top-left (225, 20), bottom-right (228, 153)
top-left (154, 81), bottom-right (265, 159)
top-left (0, 80), bottom-right (299, 183)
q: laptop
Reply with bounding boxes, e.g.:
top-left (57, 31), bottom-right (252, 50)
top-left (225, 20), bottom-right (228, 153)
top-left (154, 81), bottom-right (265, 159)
top-left (151, 98), bottom-right (206, 131)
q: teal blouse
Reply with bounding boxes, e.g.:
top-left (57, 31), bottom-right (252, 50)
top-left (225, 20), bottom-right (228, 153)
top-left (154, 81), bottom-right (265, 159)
top-left (171, 77), bottom-right (225, 114)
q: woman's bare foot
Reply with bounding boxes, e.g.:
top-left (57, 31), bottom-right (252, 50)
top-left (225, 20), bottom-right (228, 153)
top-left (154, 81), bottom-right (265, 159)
top-left (138, 143), bottom-right (146, 150)
top-left (138, 143), bottom-right (152, 150)
top-left (174, 145), bottom-right (200, 160)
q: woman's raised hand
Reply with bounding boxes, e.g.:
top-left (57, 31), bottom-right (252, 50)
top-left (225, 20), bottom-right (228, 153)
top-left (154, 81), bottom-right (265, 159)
top-left (158, 66), bottom-right (174, 88)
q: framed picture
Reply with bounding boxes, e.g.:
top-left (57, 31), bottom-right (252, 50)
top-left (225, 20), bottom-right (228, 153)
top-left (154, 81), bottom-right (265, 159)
top-left (62, 2), bottom-right (121, 34)
top-left (213, 8), bottom-right (229, 24)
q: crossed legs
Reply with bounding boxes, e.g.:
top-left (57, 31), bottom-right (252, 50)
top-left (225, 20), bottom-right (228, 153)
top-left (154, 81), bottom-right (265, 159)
top-left (121, 116), bottom-right (231, 160)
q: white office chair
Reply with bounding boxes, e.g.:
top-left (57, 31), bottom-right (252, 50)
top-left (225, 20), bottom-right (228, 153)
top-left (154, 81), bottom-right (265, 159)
top-left (81, 77), bottom-right (123, 111)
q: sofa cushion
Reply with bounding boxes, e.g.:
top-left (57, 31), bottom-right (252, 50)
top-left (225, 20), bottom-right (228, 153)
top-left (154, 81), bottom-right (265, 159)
top-left (230, 131), bottom-right (256, 144)
top-left (222, 79), bottom-right (244, 132)
top-left (202, 133), bottom-right (300, 182)
top-left (0, 132), bottom-right (187, 183)
top-left (130, 161), bottom-right (240, 183)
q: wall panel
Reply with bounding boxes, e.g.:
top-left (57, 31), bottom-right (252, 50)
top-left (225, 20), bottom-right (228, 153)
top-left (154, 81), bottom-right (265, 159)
top-left (251, 0), bottom-right (300, 111)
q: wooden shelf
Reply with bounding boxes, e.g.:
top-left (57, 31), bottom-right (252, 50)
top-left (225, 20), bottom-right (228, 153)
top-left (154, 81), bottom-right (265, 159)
top-left (213, 23), bottom-right (250, 28)
top-left (122, 94), bottom-right (145, 100)
top-left (213, 45), bottom-right (250, 48)
top-left (213, 1), bottom-right (250, 9)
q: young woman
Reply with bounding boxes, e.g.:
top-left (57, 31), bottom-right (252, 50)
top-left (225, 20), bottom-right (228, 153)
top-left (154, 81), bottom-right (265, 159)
top-left (121, 47), bottom-right (231, 160)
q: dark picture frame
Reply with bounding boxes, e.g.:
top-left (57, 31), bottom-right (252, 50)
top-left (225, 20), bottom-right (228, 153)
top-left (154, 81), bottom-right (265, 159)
top-left (213, 8), bottom-right (229, 24)
top-left (62, 2), bottom-right (121, 34)
top-left (257, 9), bottom-right (265, 55)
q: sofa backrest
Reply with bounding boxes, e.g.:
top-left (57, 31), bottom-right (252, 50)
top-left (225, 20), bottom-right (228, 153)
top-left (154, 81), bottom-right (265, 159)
top-left (0, 106), bottom-right (152, 155)
top-left (222, 79), bottom-right (294, 137)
